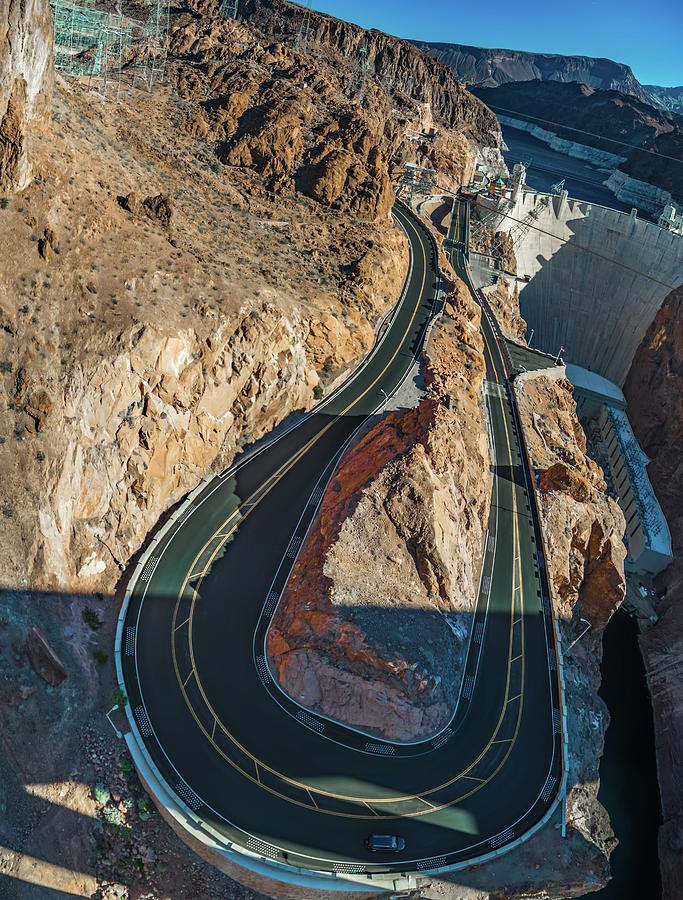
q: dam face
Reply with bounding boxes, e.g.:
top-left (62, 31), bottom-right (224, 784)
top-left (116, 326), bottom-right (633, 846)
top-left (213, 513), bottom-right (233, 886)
top-left (487, 191), bottom-right (683, 385)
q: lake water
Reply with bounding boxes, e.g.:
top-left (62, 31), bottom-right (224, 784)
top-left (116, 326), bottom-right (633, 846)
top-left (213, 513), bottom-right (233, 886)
top-left (500, 125), bottom-right (645, 217)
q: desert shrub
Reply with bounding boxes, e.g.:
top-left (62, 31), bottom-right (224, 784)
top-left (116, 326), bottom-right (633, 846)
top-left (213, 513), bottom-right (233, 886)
top-left (82, 607), bottom-right (102, 630)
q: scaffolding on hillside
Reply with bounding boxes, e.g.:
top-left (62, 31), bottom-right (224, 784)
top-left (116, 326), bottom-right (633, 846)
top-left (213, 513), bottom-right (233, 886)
top-left (50, 0), bottom-right (170, 100)
top-left (219, 0), bottom-right (239, 20)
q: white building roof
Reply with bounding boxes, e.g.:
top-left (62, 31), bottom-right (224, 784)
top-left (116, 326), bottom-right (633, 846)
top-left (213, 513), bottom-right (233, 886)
top-left (566, 364), bottom-right (625, 406)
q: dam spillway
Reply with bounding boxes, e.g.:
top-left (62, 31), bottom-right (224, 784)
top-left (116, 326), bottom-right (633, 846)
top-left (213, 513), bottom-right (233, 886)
top-left (481, 190), bottom-right (683, 385)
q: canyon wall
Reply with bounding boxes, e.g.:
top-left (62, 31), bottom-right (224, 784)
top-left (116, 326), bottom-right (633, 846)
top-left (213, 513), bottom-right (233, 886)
top-left (0, 0), bottom-right (52, 190)
top-left (268, 279), bottom-right (491, 741)
top-left (623, 285), bottom-right (683, 899)
top-left (472, 80), bottom-right (683, 210)
top-left (0, 0), bottom-right (510, 593)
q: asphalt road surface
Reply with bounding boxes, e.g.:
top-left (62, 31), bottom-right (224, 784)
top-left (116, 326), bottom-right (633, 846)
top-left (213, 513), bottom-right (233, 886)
top-left (120, 200), bottom-right (564, 876)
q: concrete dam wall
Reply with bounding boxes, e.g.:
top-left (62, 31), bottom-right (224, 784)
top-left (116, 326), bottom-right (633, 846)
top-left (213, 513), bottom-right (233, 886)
top-left (488, 191), bottom-right (683, 384)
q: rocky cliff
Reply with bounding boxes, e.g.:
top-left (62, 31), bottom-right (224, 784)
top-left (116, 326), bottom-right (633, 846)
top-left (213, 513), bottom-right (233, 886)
top-left (0, 0), bottom-right (508, 593)
top-left (413, 40), bottom-right (668, 110)
top-left (514, 372), bottom-right (626, 895)
top-left (644, 83), bottom-right (683, 116)
top-left (0, 61), bottom-right (409, 591)
top-left (268, 278), bottom-right (490, 741)
top-left (167, 2), bottom-right (505, 217)
top-left (240, 0), bottom-right (501, 142)
top-left (0, 0), bottom-right (52, 191)
top-left (623, 284), bottom-right (683, 899)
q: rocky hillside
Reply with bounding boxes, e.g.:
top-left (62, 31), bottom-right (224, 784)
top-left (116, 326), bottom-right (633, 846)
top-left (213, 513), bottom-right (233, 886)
top-left (0, 0), bottom-right (53, 190)
top-left (238, 0), bottom-right (503, 154)
top-left (413, 40), bottom-right (671, 110)
top-left (472, 80), bottom-right (683, 202)
top-left (623, 284), bottom-right (683, 900)
top-left (268, 278), bottom-right (490, 741)
top-left (644, 83), bottom-right (683, 116)
top-left (0, 0), bottom-right (512, 593)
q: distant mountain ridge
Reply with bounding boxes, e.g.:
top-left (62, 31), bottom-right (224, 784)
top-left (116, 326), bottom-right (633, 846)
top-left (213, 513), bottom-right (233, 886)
top-left (412, 41), bottom-right (682, 114)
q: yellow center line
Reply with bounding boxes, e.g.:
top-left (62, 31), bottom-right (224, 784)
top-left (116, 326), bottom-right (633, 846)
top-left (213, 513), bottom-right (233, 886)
top-left (161, 210), bottom-right (529, 818)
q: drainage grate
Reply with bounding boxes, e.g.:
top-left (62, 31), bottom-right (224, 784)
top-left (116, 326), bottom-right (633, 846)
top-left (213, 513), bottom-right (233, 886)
top-left (176, 504), bottom-right (194, 526)
top-left (481, 575), bottom-right (491, 595)
top-left (263, 590), bottom-right (280, 616)
top-left (296, 710), bottom-right (325, 733)
top-left (417, 856), bottom-right (447, 870)
top-left (364, 742), bottom-right (395, 756)
top-left (246, 837), bottom-right (278, 858)
top-left (487, 536), bottom-right (495, 553)
top-left (176, 780), bottom-right (202, 811)
top-left (139, 556), bottom-right (158, 583)
top-left (125, 626), bottom-right (135, 656)
top-left (474, 621), bottom-right (485, 644)
top-left (308, 484), bottom-right (325, 507)
top-left (540, 774), bottom-right (556, 802)
top-left (431, 727), bottom-right (453, 750)
top-left (285, 535), bottom-right (302, 559)
top-left (463, 675), bottom-right (475, 699)
top-left (552, 708), bottom-right (561, 733)
top-left (134, 706), bottom-right (153, 738)
top-left (333, 863), bottom-right (366, 874)
top-left (548, 649), bottom-right (557, 670)
top-left (490, 827), bottom-right (514, 848)
top-left (255, 655), bottom-right (272, 685)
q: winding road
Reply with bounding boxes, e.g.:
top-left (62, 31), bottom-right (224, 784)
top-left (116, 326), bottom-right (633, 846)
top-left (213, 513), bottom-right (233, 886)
top-left (116, 200), bottom-right (565, 884)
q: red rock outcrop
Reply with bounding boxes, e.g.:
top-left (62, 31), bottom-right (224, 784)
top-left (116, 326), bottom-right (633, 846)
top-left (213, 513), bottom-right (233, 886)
top-left (269, 279), bottom-right (491, 741)
top-left (0, 0), bottom-right (53, 190)
top-left (623, 284), bottom-right (683, 898)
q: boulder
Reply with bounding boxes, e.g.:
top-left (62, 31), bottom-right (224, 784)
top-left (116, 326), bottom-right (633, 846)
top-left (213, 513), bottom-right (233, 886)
top-left (25, 624), bottom-right (67, 686)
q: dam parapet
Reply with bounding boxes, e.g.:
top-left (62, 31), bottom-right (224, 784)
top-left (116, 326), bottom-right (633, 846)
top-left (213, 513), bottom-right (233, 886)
top-left (473, 188), bottom-right (683, 385)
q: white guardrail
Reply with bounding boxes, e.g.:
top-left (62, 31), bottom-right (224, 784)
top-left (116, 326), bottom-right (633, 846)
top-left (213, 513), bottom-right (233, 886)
top-left (114, 204), bottom-right (568, 892)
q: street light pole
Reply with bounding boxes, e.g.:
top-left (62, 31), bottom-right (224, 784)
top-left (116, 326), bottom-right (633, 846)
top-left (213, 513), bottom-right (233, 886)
top-left (105, 704), bottom-right (122, 739)
top-left (555, 345), bottom-right (566, 365)
top-left (567, 617), bottom-right (591, 651)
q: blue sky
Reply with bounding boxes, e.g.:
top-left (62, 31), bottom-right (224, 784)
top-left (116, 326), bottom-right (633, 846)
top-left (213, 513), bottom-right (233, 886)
top-left (305, 0), bottom-right (682, 87)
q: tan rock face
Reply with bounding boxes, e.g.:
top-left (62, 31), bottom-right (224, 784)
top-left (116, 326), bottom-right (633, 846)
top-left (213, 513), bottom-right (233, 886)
top-left (0, 73), bottom-right (409, 592)
top-left (623, 284), bottom-right (683, 899)
top-left (269, 279), bottom-right (490, 741)
top-left (481, 278), bottom-right (526, 341)
top-left (169, 5), bottom-right (500, 218)
top-left (0, 0), bottom-right (53, 190)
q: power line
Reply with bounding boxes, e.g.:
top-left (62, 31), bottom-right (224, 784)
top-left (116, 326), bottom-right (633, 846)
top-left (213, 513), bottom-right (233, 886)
top-left (486, 104), bottom-right (683, 165)
top-left (462, 197), bottom-right (681, 292)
